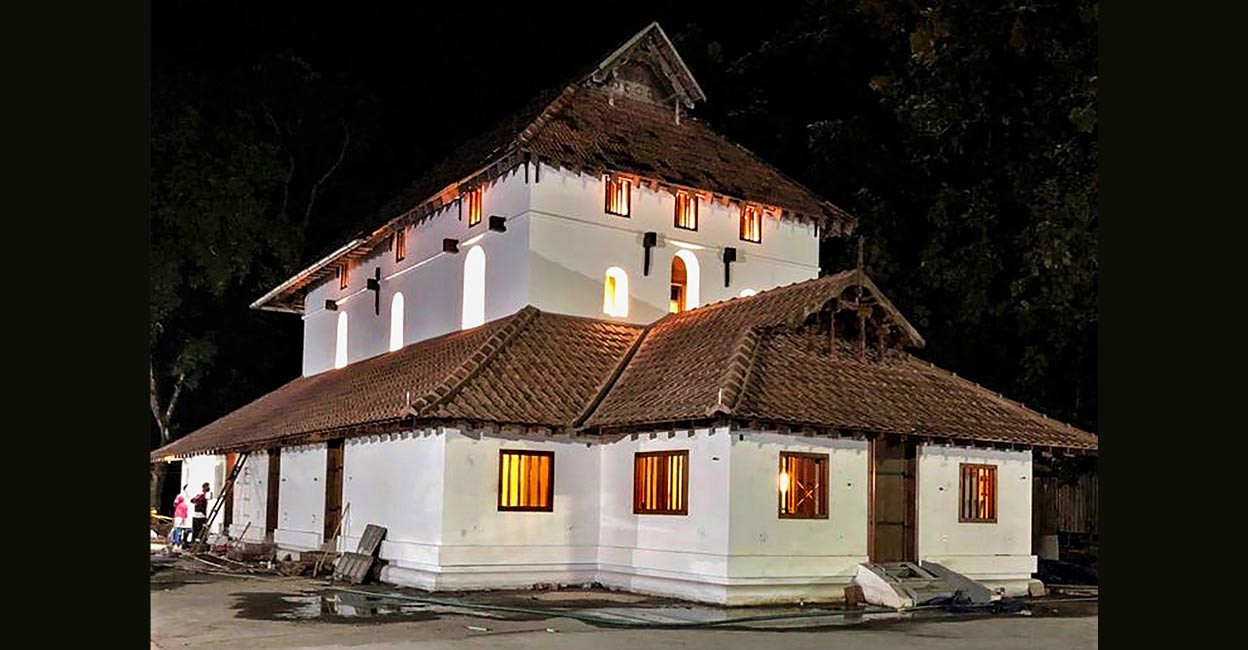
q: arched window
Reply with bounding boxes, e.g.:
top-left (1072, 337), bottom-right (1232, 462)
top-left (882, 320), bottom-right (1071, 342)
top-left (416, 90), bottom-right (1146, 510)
top-left (739, 289), bottom-right (757, 298)
top-left (389, 292), bottom-right (405, 352)
top-left (603, 267), bottom-right (629, 317)
top-left (670, 250), bottom-right (700, 313)
top-left (334, 312), bottom-right (348, 369)
top-left (462, 245), bottom-right (486, 329)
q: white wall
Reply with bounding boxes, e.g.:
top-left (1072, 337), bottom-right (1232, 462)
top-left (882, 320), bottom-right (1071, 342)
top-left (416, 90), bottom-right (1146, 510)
top-left (180, 454), bottom-right (226, 536)
top-left (528, 167), bottom-right (820, 323)
top-left (301, 171), bottom-right (533, 376)
top-left (917, 445), bottom-right (1036, 585)
top-left (597, 428), bottom-right (733, 602)
top-left (342, 430), bottom-right (446, 581)
top-left (228, 450), bottom-right (269, 542)
top-left (436, 431), bottom-right (601, 588)
top-left (727, 434), bottom-right (869, 595)
top-left (273, 443), bottom-right (328, 551)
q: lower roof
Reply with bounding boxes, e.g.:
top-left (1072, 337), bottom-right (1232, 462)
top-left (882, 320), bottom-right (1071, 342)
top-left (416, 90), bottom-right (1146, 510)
top-left (153, 272), bottom-right (1097, 460)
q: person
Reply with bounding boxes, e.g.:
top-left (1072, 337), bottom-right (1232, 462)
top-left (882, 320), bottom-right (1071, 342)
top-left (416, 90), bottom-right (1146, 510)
top-left (171, 485), bottom-right (191, 549)
top-left (191, 482), bottom-right (212, 544)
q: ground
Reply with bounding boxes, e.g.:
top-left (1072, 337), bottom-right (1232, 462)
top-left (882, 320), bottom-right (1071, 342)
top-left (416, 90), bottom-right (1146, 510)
top-left (150, 568), bottom-right (1097, 649)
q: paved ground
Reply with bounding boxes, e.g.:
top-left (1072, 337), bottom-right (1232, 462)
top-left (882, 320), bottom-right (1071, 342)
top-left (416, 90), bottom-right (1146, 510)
top-left (151, 568), bottom-right (1097, 649)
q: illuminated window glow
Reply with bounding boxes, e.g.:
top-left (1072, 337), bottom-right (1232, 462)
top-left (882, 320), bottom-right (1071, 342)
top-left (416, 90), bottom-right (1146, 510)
top-left (674, 191), bottom-right (698, 230)
top-left (669, 250), bottom-right (700, 313)
top-left (389, 292), bottom-right (404, 352)
top-left (603, 267), bottom-right (629, 317)
top-left (959, 464), bottom-right (997, 523)
top-left (633, 450), bottom-right (688, 515)
top-left (334, 312), bottom-right (348, 369)
top-left (740, 204), bottom-right (763, 243)
top-left (394, 228), bottom-right (407, 262)
top-left (739, 289), bottom-right (757, 298)
top-left (605, 175), bottom-right (631, 217)
top-left (338, 262), bottom-right (350, 290)
top-left (466, 188), bottom-right (483, 227)
top-left (462, 245), bottom-right (486, 329)
top-left (498, 450), bottom-right (554, 511)
top-left (779, 452), bottom-right (828, 518)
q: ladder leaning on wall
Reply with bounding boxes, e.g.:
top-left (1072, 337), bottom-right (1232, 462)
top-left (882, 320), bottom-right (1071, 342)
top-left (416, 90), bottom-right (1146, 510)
top-left (190, 451), bottom-right (250, 553)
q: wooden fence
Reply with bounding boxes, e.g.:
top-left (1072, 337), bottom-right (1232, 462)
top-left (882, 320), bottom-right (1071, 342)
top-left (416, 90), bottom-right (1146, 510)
top-left (1034, 472), bottom-right (1098, 536)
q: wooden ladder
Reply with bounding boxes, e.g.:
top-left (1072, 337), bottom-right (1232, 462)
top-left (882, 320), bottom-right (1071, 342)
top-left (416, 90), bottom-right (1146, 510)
top-left (191, 451), bottom-right (250, 553)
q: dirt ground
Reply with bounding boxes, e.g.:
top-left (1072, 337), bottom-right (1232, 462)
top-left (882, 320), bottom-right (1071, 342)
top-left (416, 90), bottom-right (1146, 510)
top-left (150, 568), bottom-right (1097, 649)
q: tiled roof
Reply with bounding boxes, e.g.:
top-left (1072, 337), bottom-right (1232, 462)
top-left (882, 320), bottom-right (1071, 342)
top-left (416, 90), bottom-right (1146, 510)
top-left (154, 273), bottom-right (1096, 460)
top-left (152, 308), bottom-right (644, 459)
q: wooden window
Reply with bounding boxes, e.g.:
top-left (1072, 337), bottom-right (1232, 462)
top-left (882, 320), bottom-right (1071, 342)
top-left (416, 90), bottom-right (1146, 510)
top-left (605, 175), bottom-right (631, 217)
top-left (338, 262), bottom-right (350, 290)
top-left (674, 191), bottom-right (698, 230)
top-left (740, 205), bottom-right (763, 243)
top-left (778, 452), bottom-right (828, 518)
top-left (394, 228), bottom-right (407, 262)
top-left (498, 450), bottom-right (554, 511)
top-left (466, 188), bottom-right (483, 228)
top-left (959, 463), bottom-right (997, 523)
top-left (633, 450), bottom-right (688, 515)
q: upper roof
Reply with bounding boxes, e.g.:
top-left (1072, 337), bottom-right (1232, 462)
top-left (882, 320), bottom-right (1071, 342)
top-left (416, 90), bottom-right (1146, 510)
top-left (252, 22), bottom-right (856, 313)
top-left (155, 271), bottom-right (1097, 460)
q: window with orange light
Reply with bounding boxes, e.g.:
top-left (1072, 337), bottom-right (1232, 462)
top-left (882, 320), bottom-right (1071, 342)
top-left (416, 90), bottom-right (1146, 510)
top-left (498, 450), bottom-right (554, 512)
top-left (674, 191), bottom-right (698, 230)
top-left (740, 205), bottom-right (763, 243)
top-left (338, 262), bottom-right (350, 290)
top-left (778, 452), bottom-right (828, 518)
top-left (466, 188), bottom-right (483, 227)
top-left (605, 175), bottom-right (631, 217)
top-left (394, 228), bottom-right (407, 262)
top-left (959, 464), bottom-right (997, 523)
top-left (633, 450), bottom-right (688, 515)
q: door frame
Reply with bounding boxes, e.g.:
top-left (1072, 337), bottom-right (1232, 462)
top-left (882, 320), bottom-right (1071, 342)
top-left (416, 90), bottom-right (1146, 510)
top-left (868, 435), bottom-right (919, 563)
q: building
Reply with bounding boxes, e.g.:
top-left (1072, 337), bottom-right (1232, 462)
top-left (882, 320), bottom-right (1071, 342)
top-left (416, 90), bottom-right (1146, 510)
top-left (152, 23), bottom-right (1097, 605)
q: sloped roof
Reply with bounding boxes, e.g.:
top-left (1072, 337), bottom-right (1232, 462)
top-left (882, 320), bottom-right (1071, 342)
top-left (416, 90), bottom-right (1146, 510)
top-left (154, 272), bottom-right (1096, 461)
top-left (253, 22), bottom-right (855, 313)
top-left (152, 308), bottom-right (644, 458)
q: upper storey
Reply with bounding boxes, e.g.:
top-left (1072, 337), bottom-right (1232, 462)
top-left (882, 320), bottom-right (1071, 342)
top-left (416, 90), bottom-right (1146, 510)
top-left (252, 22), bottom-right (856, 316)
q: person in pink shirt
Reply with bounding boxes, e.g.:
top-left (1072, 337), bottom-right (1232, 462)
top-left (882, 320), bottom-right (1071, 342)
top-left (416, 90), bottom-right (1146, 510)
top-left (171, 485), bottom-right (191, 549)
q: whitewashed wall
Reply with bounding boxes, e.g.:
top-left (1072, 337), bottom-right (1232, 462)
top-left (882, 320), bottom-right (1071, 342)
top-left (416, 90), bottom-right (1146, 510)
top-left (917, 445), bottom-right (1036, 592)
top-left (342, 430), bottom-right (446, 587)
top-left (228, 449), bottom-right (269, 542)
top-left (726, 433), bottom-right (869, 603)
top-left (528, 167), bottom-right (820, 323)
top-left (273, 443), bottom-right (328, 552)
top-left (597, 428), bottom-right (734, 602)
top-left (180, 454), bottom-right (226, 536)
top-left (436, 431), bottom-right (601, 589)
top-left (301, 171), bottom-right (533, 376)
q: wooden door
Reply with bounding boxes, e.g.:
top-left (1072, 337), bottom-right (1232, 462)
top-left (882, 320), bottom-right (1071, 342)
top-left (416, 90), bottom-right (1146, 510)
top-left (265, 449), bottom-right (281, 541)
top-left (870, 436), bottom-right (917, 562)
top-left (323, 440), bottom-right (345, 544)
top-left (223, 452), bottom-right (238, 529)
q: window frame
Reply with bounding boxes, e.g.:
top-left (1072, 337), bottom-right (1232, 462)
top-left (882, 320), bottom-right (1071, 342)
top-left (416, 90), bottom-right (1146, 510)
top-left (338, 263), bottom-right (350, 290)
top-left (497, 449), bottom-right (555, 512)
top-left (632, 450), bottom-right (690, 515)
top-left (394, 228), bottom-right (407, 262)
top-left (958, 463), bottom-right (998, 524)
top-left (604, 175), bottom-right (632, 217)
top-left (740, 204), bottom-right (763, 243)
top-left (674, 191), bottom-right (699, 231)
top-left (778, 452), bottom-right (829, 519)
top-left (466, 188), bottom-right (483, 228)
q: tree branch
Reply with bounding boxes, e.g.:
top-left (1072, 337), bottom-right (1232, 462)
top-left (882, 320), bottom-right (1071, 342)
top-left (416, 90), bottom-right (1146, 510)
top-left (262, 105), bottom-right (295, 218)
top-left (149, 362), bottom-right (163, 433)
top-left (164, 372), bottom-right (186, 434)
top-left (304, 123), bottom-right (350, 230)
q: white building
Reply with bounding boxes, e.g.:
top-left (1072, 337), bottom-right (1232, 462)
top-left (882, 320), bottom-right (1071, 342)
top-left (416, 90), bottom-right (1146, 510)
top-left (153, 23), bottom-right (1096, 605)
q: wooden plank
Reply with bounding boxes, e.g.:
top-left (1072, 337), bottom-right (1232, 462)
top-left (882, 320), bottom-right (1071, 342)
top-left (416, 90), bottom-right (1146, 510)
top-left (356, 524), bottom-right (387, 556)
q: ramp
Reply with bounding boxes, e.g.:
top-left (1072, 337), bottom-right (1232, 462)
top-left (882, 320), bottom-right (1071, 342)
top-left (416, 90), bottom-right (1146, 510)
top-left (853, 562), bottom-right (996, 609)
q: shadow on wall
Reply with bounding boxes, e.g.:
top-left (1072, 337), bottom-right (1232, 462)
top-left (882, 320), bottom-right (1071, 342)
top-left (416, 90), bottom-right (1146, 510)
top-left (530, 254), bottom-right (668, 323)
